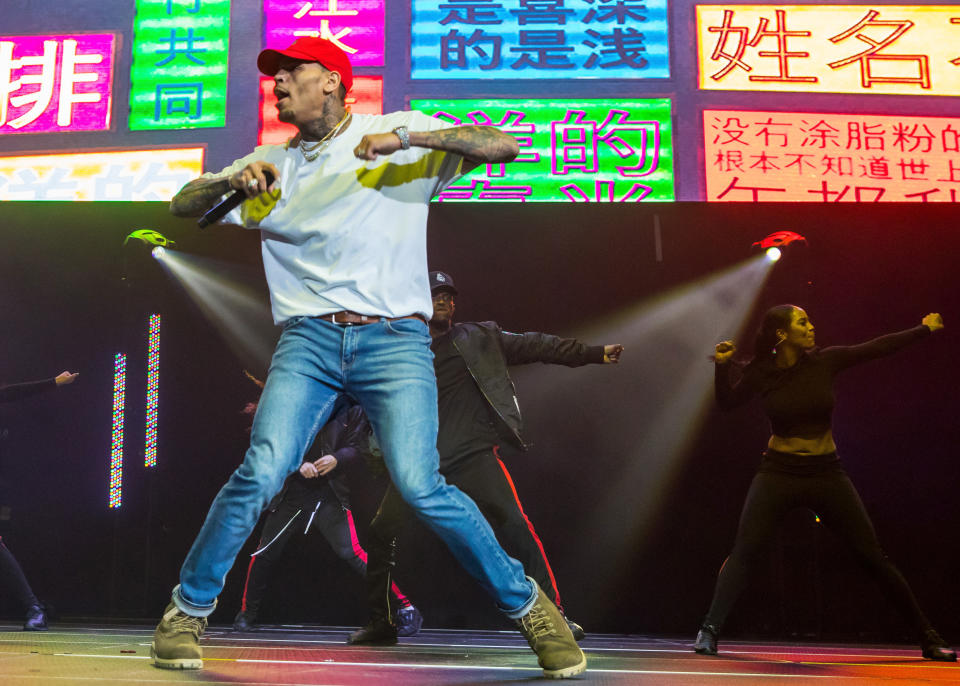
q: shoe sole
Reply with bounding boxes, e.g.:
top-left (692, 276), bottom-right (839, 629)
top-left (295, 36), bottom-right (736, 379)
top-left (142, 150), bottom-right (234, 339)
top-left (923, 650), bottom-right (958, 662)
top-left (396, 616), bottom-right (423, 637)
top-left (347, 636), bottom-right (398, 646)
top-left (150, 644), bottom-right (202, 669)
top-left (542, 653), bottom-right (587, 679)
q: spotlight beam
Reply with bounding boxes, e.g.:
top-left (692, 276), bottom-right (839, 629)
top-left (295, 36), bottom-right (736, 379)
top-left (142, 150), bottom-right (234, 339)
top-left (152, 249), bottom-right (277, 372)
top-left (509, 254), bottom-right (776, 600)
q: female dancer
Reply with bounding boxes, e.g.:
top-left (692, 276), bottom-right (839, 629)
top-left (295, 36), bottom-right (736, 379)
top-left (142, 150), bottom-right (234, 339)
top-left (1, 370), bottom-right (78, 630)
top-left (694, 306), bottom-right (955, 661)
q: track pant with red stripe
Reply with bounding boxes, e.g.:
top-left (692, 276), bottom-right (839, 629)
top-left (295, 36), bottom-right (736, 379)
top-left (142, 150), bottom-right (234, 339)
top-left (364, 448), bottom-right (563, 622)
top-left (239, 480), bottom-right (409, 619)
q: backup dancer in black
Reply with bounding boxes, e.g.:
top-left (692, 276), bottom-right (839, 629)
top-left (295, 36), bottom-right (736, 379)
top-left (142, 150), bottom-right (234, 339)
top-left (693, 305), bottom-right (955, 662)
top-left (348, 271), bottom-right (623, 645)
top-left (0, 370), bottom-right (78, 630)
top-left (232, 395), bottom-right (418, 633)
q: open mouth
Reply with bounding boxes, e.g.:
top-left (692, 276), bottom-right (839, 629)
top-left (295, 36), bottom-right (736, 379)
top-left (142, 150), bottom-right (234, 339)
top-left (274, 89), bottom-right (290, 106)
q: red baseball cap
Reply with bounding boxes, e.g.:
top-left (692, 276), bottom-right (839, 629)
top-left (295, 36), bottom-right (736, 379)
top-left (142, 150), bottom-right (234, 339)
top-left (257, 37), bottom-right (353, 92)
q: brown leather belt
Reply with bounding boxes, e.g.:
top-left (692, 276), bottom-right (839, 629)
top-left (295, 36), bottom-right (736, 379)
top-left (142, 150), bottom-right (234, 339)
top-left (319, 310), bottom-right (426, 326)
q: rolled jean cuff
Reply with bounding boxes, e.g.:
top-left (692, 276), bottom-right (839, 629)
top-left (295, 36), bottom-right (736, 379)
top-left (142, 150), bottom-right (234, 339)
top-left (172, 584), bottom-right (217, 618)
top-left (501, 576), bottom-right (538, 620)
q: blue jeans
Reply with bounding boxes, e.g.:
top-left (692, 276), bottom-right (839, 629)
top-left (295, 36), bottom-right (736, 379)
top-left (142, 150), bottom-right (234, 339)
top-left (173, 316), bottom-right (536, 619)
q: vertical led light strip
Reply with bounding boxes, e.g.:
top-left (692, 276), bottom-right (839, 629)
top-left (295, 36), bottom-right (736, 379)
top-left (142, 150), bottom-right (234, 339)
top-left (109, 353), bottom-right (126, 508)
top-left (144, 314), bottom-right (161, 467)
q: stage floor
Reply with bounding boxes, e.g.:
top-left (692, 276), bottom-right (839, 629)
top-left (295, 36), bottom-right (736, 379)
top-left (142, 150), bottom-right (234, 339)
top-left (1, 622), bottom-right (956, 685)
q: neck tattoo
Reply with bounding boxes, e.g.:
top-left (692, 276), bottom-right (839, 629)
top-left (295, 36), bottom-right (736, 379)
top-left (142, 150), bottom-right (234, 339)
top-left (299, 111), bottom-right (351, 162)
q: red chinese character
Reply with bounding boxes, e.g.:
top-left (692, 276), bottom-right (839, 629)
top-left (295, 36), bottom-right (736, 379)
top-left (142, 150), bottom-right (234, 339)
top-left (799, 120), bottom-right (841, 149)
top-left (820, 155), bottom-right (854, 176)
top-left (715, 176), bottom-right (787, 201)
top-left (935, 159), bottom-right (960, 183)
top-left (745, 9), bottom-right (816, 83)
top-left (859, 155), bottom-right (892, 179)
top-left (711, 116), bottom-right (750, 145)
top-left (897, 157), bottom-right (930, 180)
top-left (941, 124), bottom-right (960, 153)
top-left (712, 149), bottom-right (744, 172)
top-left (846, 122), bottom-right (885, 151)
top-left (784, 153), bottom-right (816, 176)
top-left (748, 151), bottom-right (780, 173)
top-left (706, 9), bottom-right (815, 83)
top-left (903, 188), bottom-right (943, 202)
top-left (754, 117), bottom-right (792, 147)
top-left (706, 10), bottom-right (752, 80)
top-left (891, 123), bottom-right (935, 153)
top-left (828, 10), bottom-right (930, 89)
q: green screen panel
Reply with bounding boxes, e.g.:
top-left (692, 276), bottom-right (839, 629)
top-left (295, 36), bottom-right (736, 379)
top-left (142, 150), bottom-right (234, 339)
top-left (412, 98), bottom-right (674, 202)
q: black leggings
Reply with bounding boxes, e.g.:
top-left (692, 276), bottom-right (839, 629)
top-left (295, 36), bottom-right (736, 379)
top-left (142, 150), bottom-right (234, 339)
top-left (0, 536), bottom-right (39, 611)
top-left (703, 467), bottom-right (931, 635)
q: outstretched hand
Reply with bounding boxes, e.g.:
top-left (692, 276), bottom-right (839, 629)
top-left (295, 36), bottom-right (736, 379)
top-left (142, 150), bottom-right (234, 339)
top-left (603, 344), bottom-right (624, 364)
top-left (55, 371), bottom-right (79, 386)
top-left (922, 313), bottom-right (944, 332)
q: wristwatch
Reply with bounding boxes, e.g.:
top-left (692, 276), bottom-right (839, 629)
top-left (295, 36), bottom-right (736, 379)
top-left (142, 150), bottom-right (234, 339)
top-left (392, 126), bottom-right (411, 150)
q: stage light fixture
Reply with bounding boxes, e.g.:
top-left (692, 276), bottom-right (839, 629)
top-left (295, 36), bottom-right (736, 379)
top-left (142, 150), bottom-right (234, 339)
top-left (753, 230), bottom-right (806, 251)
top-left (152, 246), bottom-right (165, 259)
top-left (753, 230), bottom-right (806, 262)
top-left (124, 229), bottom-right (175, 248)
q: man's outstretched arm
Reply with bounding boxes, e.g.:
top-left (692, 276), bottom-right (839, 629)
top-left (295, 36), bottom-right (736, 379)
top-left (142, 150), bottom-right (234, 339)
top-left (353, 125), bottom-right (519, 172)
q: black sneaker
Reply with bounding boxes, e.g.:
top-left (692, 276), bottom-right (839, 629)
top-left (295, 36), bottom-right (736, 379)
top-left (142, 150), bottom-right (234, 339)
top-left (347, 618), bottom-right (398, 645)
top-left (395, 605), bottom-right (423, 637)
top-left (24, 604), bottom-right (47, 632)
top-left (564, 617), bottom-right (585, 642)
top-left (694, 623), bottom-right (719, 655)
top-left (921, 629), bottom-right (957, 662)
top-left (232, 611), bottom-right (257, 632)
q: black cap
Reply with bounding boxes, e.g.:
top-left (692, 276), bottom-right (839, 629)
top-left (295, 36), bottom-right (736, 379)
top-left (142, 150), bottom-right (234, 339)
top-left (429, 270), bottom-right (458, 295)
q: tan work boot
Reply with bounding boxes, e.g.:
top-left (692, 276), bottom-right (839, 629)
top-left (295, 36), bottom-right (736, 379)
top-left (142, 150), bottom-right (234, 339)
top-left (151, 602), bottom-right (206, 669)
top-left (516, 583), bottom-right (587, 678)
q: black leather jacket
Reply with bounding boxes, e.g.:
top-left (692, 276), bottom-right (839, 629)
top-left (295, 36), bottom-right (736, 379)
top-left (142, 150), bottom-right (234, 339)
top-left (266, 403), bottom-right (373, 512)
top-left (445, 321), bottom-right (604, 451)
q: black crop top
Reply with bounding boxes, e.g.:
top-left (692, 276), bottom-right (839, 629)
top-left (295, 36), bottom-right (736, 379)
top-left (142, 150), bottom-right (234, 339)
top-left (715, 325), bottom-right (931, 438)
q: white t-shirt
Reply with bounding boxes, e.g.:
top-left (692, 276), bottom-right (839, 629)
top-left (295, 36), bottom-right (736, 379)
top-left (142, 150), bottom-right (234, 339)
top-left (204, 110), bottom-right (463, 324)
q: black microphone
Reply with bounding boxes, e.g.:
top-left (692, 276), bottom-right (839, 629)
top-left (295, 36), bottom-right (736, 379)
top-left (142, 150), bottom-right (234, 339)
top-left (198, 170), bottom-right (275, 229)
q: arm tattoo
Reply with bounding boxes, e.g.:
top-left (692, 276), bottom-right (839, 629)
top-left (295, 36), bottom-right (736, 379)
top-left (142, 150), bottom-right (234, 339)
top-left (413, 125), bottom-right (519, 164)
top-left (169, 177), bottom-right (233, 217)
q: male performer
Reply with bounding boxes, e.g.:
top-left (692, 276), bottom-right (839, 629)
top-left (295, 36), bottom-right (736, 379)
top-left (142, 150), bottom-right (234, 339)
top-left (349, 272), bottom-right (623, 645)
top-left (1, 370), bottom-right (78, 631)
top-left (232, 401), bottom-right (421, 635)
top-left (153, 37), bottom-right (585, 678)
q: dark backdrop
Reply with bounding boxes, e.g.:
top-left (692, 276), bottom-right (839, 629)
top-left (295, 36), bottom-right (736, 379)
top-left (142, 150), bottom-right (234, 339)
top-left (1, 202), bottom-right (957, 642)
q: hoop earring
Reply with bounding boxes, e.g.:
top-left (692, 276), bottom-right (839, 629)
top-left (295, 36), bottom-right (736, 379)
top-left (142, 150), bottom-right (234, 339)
top-left (772, 334), bottom-right (786, 355)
